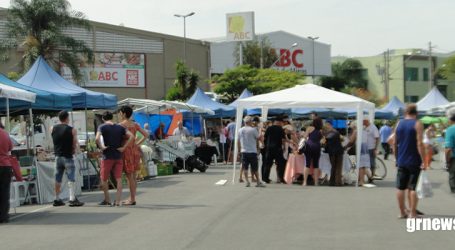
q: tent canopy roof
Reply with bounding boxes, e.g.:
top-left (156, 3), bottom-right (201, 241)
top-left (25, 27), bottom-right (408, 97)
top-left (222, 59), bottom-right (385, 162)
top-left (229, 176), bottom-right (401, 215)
top-left (118, 98), bottom-right (215, 115)
top-left (416, 87), bottom-right (449, 112)
top-left (18, 56), bottom-right (117, 109)
top-left (187, 88), bottom-right (235, 117)
top-left (237, 84), bottom-right (375, 110)
top-left (0, 74), bottom-right (72, 111)
top-left (0, 81), bottom-right (36, 102)
top-left (229, 89), bottom-right (253, 107)
top-left (379, 96), bottom-right (405, 114)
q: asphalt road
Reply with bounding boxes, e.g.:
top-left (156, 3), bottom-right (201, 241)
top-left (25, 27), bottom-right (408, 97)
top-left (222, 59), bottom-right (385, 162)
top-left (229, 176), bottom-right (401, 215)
top-left (1, 158), bottom-right (455, 250)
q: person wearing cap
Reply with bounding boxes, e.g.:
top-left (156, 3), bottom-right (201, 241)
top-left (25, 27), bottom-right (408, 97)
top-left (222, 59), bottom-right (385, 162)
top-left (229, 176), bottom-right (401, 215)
top-left (238, 116), bottom-right (265, 187)
top-left (445, 107), bottom-right (455, 193)
top-left (173, 121), bottom-right (191, 137)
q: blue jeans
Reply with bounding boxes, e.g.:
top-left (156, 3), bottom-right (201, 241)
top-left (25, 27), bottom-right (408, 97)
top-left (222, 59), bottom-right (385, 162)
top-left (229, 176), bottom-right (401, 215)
top-left (55, 157), bottom-right (76, 183)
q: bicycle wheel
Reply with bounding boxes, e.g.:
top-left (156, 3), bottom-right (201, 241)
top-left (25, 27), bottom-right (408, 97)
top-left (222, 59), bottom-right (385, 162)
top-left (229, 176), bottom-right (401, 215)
top-left (374, 157), bottom-right (387, 180)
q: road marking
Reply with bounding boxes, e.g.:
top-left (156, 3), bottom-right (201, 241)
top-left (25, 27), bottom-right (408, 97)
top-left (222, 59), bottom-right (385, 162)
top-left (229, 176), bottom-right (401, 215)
top-left (215, 180), bottom-right (227, 186)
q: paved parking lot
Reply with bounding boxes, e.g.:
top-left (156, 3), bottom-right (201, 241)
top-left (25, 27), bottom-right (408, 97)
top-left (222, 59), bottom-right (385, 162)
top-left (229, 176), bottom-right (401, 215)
top-left (1, 158), bottom-right (454, 250)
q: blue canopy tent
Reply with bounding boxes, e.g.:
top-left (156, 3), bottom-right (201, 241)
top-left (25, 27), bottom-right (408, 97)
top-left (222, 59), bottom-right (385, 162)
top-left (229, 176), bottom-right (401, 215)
top-left (17, 56), bottom-right (117, 109)
top-left (417, 87), bottom-right (449, 114)
top-left (229, 89), bottom-right (253, 107)
top-left (186, 88), bottom-right (235, 118)
top-left (291, 107), bottom-right (349, 119)
top-left (378, 96), bottom-right (405, 117)
top-left (0, 74), bottom-right (72, 112)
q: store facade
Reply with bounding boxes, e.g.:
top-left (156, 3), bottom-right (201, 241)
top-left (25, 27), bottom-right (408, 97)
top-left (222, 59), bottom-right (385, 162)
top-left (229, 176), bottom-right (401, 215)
top-left (0, 10), bottom-right (211, 100)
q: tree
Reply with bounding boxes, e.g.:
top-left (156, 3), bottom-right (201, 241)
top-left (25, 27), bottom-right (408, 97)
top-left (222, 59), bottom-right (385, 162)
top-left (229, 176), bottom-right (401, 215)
top-left (0, 0), bottom-right (93, 83)
top-left (234, 37), bottom-right (278, 68)
top-left (166, 60), bottom-right (200, 101)
top-left (319, 58), bottom-right (367, 90)
top-left (439, 55), bottom-right (455, 80)
top-left (213, 65), bottom-right (304, 102)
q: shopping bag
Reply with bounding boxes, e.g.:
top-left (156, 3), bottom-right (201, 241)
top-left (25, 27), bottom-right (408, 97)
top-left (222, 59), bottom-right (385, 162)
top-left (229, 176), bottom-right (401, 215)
top-left (416, 171), bottom-right (433, 199)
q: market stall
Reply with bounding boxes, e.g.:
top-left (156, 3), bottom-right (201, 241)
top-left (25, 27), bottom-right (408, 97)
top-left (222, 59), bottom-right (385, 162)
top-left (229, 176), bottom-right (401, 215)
top-left (233, 83), bottom-right (376, 187)
top-left (6, 56), bottom-right (118, 204)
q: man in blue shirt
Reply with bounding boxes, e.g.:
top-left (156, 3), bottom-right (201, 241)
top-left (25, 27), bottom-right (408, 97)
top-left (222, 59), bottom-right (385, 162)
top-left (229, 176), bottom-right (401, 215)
top-left (393, 104), bottom-right (424, 218)
top-left (445, 107), bottom-right (455, 193)
top-left (379, 121), bottom-right (393, 160)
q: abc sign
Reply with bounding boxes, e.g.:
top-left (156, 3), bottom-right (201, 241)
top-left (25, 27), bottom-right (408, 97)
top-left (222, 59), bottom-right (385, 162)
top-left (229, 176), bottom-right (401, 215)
top-left (276, 49), bottom-right (304, 68)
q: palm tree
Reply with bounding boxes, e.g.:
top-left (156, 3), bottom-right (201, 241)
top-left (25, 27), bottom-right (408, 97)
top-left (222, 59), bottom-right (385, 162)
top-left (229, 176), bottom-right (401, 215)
top-left (0, 0), bottom-right (93, 83)
top-left (165, 60), bottom-right (200, 101)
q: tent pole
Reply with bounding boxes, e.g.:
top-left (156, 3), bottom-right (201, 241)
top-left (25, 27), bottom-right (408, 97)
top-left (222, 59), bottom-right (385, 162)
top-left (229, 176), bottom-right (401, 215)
top-left (192, 110), bottom-right (195, 136)
top-left (356, 104), bottom-right (363, 188)
top-left (6, 98), bottom-right (10, 132)
top-left (29, 109), bottom-right (36, 156)
top-left (220, 118), bottom-right (225, 163)
top-left (232, 107), bottom-right (243, 184)
top-left (203, 117), bottom-right (207, 140)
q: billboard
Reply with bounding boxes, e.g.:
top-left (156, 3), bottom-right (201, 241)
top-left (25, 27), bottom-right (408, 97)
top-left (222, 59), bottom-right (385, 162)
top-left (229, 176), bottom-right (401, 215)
top-left (226, 12), bottom-right (255, 41)
top-left (61, 52), bottom-right (145, 88)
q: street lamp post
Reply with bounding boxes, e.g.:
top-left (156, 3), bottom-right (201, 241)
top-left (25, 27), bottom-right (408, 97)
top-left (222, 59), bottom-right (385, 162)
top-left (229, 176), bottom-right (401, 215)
top-left (308, 36), bottom-right (319, 83)
top-left (174, 12), bottom-right (195, 62)
top-left (270, 42), bottom-right (298, 68)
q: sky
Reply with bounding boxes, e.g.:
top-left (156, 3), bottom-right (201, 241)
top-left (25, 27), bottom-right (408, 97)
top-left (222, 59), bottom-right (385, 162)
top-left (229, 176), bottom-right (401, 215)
top-left (0, 0), bottom-right (453, 57)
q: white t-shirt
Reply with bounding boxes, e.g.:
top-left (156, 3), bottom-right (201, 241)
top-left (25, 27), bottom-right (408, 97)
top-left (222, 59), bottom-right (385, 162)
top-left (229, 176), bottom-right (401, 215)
top-left (365, 124), bottom-right (379, 150)
top-left (173, 127), bottom-right (190, 137)
top-left (238, 125), bottom-right (259, 153)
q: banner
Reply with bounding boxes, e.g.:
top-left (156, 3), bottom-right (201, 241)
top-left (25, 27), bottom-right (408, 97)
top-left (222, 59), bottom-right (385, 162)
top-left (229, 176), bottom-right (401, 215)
top-left (61, 52), bottom-right (145, 88)
top-left (226, 12), bottom-right (255, 41)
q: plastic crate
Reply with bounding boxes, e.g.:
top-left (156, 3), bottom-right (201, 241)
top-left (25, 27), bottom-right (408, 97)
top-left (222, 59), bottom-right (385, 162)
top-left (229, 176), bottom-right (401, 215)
top-left (157, 164), bottom-right (169, 176)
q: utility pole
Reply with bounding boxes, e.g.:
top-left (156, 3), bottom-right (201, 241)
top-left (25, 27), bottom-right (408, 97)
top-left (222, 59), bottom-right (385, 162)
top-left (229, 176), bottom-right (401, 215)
top-left (429, 41), bottom-right (432, 88)
top-left (383, 49), bottom-right (390, 101)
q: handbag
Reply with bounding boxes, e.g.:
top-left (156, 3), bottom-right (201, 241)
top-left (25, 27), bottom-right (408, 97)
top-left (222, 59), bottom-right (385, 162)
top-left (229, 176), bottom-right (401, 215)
top-left (298, 138), bottom-right (306, 154)
top-left (347, 145), bottom-right (356, 155)
top-left (416, 171), bottom-right (433, 199)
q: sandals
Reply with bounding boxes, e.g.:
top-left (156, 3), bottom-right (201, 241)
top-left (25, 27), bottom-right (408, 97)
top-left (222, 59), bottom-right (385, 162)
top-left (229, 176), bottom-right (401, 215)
top-left (121, 200), bottom-right (136, 206)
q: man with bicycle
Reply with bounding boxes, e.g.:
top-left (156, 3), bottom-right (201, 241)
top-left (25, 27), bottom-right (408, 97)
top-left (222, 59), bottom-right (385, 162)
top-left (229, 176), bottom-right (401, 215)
top-left (364, 119), bottom-right (379, 180)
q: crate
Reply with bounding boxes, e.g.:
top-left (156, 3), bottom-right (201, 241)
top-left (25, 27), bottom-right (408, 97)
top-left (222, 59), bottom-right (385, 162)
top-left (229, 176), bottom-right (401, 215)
top-left (157, 164), bottom-right (169, 176)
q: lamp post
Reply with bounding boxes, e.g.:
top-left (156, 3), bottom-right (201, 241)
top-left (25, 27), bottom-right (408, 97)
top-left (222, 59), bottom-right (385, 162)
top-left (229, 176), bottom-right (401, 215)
top-left (174, 12), bottom-right (195, 62)
top-left (308, 36), bottom-right (319, 83)
top-left (270, 42), bottom-right (298, 68)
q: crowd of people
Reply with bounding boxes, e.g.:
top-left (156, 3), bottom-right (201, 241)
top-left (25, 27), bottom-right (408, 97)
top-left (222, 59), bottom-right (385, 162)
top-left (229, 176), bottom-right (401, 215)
top-left (1, 104), bottom-right (455, 223)
top-left (233, 112), bottom-right (380, 187)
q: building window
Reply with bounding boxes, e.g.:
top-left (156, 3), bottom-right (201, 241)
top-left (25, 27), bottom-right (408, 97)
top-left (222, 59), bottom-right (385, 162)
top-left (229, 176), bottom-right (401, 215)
top-left (437, 85), bottom-right (447, 98)
top-left (405, 95), bottom-right (419, 103)
top-left (423, 68), bottom-right (429, 81)
top-left (405, 67), bottom-right (419, 81)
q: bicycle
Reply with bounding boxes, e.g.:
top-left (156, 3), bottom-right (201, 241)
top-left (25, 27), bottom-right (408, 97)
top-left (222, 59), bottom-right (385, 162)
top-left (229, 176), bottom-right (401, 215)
top-left (347, 155), bottom-right (387, 182)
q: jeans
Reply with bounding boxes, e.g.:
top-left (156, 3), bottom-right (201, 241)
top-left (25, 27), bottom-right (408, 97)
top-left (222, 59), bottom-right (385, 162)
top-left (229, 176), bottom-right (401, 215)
top-left (0, 167), bottom-right (12, 222)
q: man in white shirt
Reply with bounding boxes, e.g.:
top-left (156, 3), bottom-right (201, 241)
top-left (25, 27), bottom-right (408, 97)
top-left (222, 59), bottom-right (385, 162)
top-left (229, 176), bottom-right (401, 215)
top-left (364, 119), bottom-right (380, 178)
top-left (238, 116), bottom-right (265, 187)
top-left (173, 121), bottom-right (190, 137)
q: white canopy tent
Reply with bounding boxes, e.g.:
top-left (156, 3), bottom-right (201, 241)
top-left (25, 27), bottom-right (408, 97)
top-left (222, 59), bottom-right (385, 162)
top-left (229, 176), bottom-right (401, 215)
top-left (233, 84), bottom-right (376, 186)
top-left (0, 82), bottom-right (36, 131)
top-left (428, 102), bottom-right (455, 116)
top-left (118, 98), bottom-right (214, 115)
